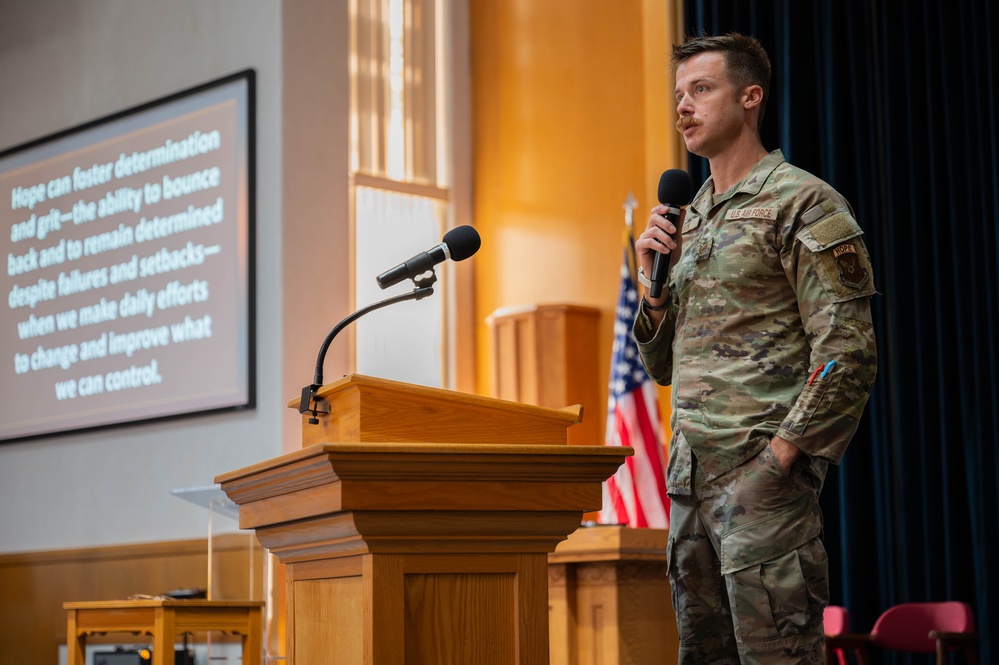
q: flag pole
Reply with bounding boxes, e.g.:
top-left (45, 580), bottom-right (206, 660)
top-left (622, 191), bottom-right (638, 280)
top-left (599, 190), bottom-right (670, 529)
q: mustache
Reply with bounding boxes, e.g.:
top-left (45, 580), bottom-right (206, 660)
top-left (676, 116), bottom-right (703, 132)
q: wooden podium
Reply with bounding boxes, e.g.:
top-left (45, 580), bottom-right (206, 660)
top-left (216, 375), bottom-right (631, 665)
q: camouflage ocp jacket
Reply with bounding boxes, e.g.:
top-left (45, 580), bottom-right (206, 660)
top-left (635, 150), bottom-right (878, 487)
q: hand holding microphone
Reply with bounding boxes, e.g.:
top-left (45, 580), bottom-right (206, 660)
top-left (638, 169), bottom-right (693, 300)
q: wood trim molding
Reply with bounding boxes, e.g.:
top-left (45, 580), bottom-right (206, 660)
top-left (0, 533), bottom-right (250, 565)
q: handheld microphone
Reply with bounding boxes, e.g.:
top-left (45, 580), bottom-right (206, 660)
top-left (376, 225), bottom-right (481, 289)
top-left (649, 169), bottom-right (693, 298)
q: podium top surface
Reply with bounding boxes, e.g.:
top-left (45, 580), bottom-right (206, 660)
top-left (289, 373), bottom-right (584, 447)
top-left (290, 373), bottom-right (581, 420)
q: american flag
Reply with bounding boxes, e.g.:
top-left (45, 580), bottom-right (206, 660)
top-left (600, 238), bottom-right (670, 528)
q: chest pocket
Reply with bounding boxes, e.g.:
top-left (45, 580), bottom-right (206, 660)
top-left (672, 209), bottom-right (782, 297)
top-left (710, 214), bottom-right (783, 283)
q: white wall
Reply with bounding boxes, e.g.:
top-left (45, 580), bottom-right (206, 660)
top-left (0, 0), bottom-right (351, 553)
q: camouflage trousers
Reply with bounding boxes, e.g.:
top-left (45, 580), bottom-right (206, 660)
top-left (667, 442), bottom-right (830, 665)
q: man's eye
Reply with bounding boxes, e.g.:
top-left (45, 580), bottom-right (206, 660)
top-left (695, 85), bottom-right (707, 94)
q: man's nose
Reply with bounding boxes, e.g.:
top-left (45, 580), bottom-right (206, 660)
top-left (676, 93), bottom-right (693, 114)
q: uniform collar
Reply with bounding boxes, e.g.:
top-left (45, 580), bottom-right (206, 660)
top-left (690, 149), bottom-right (786, 217)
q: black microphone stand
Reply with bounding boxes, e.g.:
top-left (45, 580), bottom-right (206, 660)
top-left (299, 271), bottom-right (437, 425)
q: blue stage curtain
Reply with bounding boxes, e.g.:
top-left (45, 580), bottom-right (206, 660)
top-left (682, 1), bottom-right (999, 662)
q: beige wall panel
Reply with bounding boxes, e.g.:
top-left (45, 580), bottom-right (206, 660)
top-left (470, 0), bottom-right (682, 446)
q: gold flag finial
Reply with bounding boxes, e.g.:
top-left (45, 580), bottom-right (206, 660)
top-left (623, 191), bottom-right (638, 230)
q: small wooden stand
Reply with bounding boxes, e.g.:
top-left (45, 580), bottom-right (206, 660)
top-left (64, 599), bottom-right (263, 665)
top-left (548, 526), bottom-right (676, 665)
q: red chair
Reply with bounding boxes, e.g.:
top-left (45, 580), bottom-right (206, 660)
top-left (824, 601), bottom-right (978, 665)
top-left (823, 605), bottom-right (853, 665)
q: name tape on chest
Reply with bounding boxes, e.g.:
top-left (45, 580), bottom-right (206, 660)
top-left (725, 207), bottom-right (778, 221)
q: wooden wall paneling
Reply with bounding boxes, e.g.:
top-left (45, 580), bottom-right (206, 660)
top-left (0, 534), bottom-right (271, 665)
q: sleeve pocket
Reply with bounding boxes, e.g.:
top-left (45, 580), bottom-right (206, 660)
top-left (796, 213), bottom-right (877, 302)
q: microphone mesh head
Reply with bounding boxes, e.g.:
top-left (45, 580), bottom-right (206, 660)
top-left (658, 169), bottom-right (693, 206)
top-left (442, 225), bottom-right (481, 261)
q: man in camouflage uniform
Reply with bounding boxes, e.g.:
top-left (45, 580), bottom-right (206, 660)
top-left (633, 33), bottom-right (878, 664)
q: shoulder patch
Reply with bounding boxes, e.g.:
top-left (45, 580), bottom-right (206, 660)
top-left (830, 242), bottom-right (870, 290)
top-left (796, 210), bottom-right (876, 301)
top-left (807, 234), bottom-right (877, 302)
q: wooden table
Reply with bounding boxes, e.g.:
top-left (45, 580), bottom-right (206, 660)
top-left (64, 599), bottom-right (263, 665)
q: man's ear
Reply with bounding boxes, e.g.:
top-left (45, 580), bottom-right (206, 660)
top-left (742, 84), bottom-right (764, 111)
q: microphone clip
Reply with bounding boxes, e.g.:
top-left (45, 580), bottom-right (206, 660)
top-left (299, 383), bottom-right (330, 425)
top-left (410, 268), bottom-right (438, 289)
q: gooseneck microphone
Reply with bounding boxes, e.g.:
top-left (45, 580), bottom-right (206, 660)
top-left (649, 169), bottom-right (693, 298)
top-left (377, 225), bottom-right (481, 289)
top-left (300, 225), bottom-right (482, 424)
